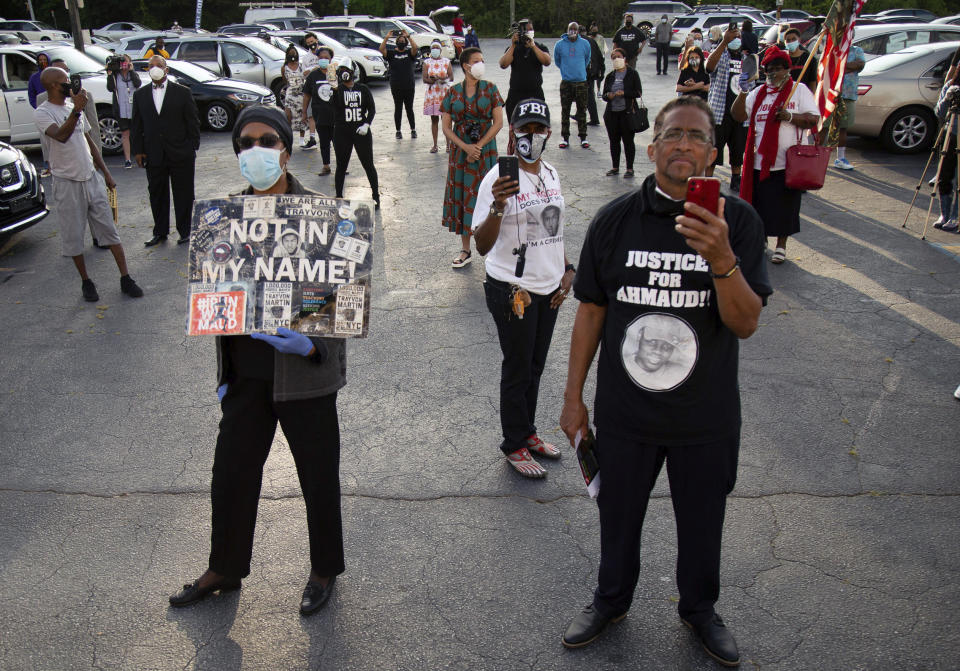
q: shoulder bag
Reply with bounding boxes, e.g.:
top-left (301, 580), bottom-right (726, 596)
top-left (785, 128), bottom-right (831, 191)
top-left (627, 97), bottom-right (649, 134)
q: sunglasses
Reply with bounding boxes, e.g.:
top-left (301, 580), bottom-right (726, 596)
top-left (237, 133), bottom-right (281, 150)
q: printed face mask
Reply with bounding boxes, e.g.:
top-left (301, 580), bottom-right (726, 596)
top-left (689, 58), bottom-right (700, 67)
top-left (568, 30), bottom-right (578, 39)
top-left (430, 48), bottom-right (441, 58)
top-left (514, 131), bottom-right (549, 163)
top-left (469, 61), bottom-right (485, 79)
top-left (613, 57), bottom-right (626, 69)
top-left (149, 66), bottom-right (165, 82)
top-left (239, 146), bottom-right (284, 191)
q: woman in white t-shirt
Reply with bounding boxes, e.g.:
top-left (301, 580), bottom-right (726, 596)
top-left (732, 47), bottom-right (820, 264)
top-left (472, 99), bottom-right (575, 479)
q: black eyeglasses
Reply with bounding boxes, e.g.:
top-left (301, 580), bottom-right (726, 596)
top-left (237, 133), bottom-right (281, 150)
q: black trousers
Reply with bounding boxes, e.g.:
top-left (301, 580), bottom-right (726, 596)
top-left (592, 431), bottom-right (739, 625)
top-left (586, 78), bottom-right (600, 124)
top-left (505, 87), bottom-right (546, 126)
top-left (604, 109), bottom-right (636, 170)
top-left (938, 132), bottom-right (957, 197)
top-left (391, 86), bottom-right (416, 131)
top-left (209, 378), bottom-right (344, 579)
top-left (316, 124), bottom-right (333, 165)
top-left (483, 276), bottom-right (560, 455)
top-left (147, 159), bottom-right (195, 238)
top-left (334, 128), bottom-right (379, 198)
top-left (656, 43), bottom-right (670, 74)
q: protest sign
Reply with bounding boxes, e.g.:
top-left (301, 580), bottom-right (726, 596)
top-left (186, 195), bottom-right (373, 338)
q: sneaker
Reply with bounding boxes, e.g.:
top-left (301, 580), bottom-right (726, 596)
top-left (580, 139), bottom-right (590, 149)
top-left (559, 139), bottom-right (569, 149)
top-left (396, 130), bottom-right (403, 139)
top-left (942, 220), bottom-right (959, 233)
top-left (123, 160), bottom-right (132, 169)
top-left (729, 175), bottom-right (741, 193)
top-left (40, 167), bottom-right (51, 178)
top-left (834, 157), bottom-right (854, 171)
top-left (120, 275), bottom-right (144, 298)
top-left (410, 129), bottom-right (417, 138)
top-left (506, 447), bottom-right (547, 478)
top-left (81, 278), bottom-right (99, 302)
top-left (527, 435), bottom-right (560, 459)
top-left (302, 137), bottom-right (317, 149)
top-left (954, 383), bottom-right (960, 400)
top-left (933, 216), bottom-right (946, 229)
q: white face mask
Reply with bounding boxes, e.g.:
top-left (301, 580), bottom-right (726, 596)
top-left (613, 57), bottom-right (626, 69)
top-left (785, 40), bottom-right (799, 51)
top-left (149, 66), bottom-right (165, 82)
top-left (689, 58), bottom-right (700, 68)
top-left (568, 30), bottom-right (578, 39)
top-left (430, 48), bottom-right (441, 58)
top-left (469, 61), bottom-right (485, 79)
top-left (693, 39), bottom-right (702, 48)
top-left (661, 18), bottom-right (667, 23)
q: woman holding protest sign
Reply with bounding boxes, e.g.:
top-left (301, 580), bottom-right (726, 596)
top-left (169, 106), bottom-right (346, 617)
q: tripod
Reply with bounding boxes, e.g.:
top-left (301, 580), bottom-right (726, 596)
top-left (902, 104), bottom-right (960, 240)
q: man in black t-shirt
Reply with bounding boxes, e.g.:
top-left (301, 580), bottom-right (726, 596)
top-left (783, 27), bottom-right (818, 91)
top-left (613, 15), bottom-right (646, 70)
top-left (379, 28), bottom-right (418, 138)
top-left (559, 96), bottom-right (771, 667)
top-left (499, 19), bottom-right (552, 123)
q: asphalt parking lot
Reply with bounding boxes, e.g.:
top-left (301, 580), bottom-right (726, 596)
top-left (0, 38), bottom-right (958, 670)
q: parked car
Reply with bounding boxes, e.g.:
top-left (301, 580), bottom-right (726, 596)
top-left (260, 17), bottom-right (314, 30)
top-left (167, 35), bottom-right (288, 99)
top-left (850, 41), bottom-right (957, 153)
top-left (130, 58), bottom-right (275, 130)
top-left (0, 139), bottom-right (47, 245)
top-left (244, 6), bottom-right (317, 24)
top-left (267, 30), bottom-right (386, 81)
top-left (0, 32), bottom-right (25, 45)
top-left (311, 15), bottom-right (456, 61)
top-left (312, 25), bottom-right (381, 51)
top-left (672, 11), bottom-right (768, 51)
top-left (874, 9), bottom-right (940, 23)
top-left (113, 32), bottom-right (185, 58)
top-left (625, 1), bottom-right (693, 32)
top-left (853, 23), bottom-right (960, 61)
top-left (95, 22), bottom-right (151, 40)
top-left (0, 20), bottom-right (70, 42)
top-left (761, 9), bottom-right (811, 22)
top-left (217, 23), bottom-right (282, 36)
top-left (390, 16), bottom-right (463, 58)
top-left (932, 15), bottom-right (960, 26)
top-left (759, 20), bottom-right (822, 49)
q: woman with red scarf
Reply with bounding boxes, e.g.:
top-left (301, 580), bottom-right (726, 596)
top-left (732, 48), bottom-right (819, 264)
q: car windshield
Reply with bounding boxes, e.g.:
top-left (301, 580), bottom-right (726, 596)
top-left (43, 46), bottom-right (105, 74)
top-left (673, 18), bottom-right (698, 28)
top-left (244, 38), bottom-right (287, 61)
top-left (169, 60), bottom-right (219, 81)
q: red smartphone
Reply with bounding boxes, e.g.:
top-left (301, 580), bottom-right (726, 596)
top-left (685, 177), bottom-right (721, 222)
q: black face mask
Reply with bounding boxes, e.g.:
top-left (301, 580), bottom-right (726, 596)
top-left (397, 40), bottom-right (407, 49)
top-left (58, 82), bottom-right (71, 97)
top-left (287, 54), bottom-right (298, 62)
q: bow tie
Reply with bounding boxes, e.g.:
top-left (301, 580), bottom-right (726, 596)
top-left (153, 83), bottom-right (165, 89)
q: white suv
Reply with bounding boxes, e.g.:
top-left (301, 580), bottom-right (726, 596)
top-left (0, 20), bottom-right (70, 42)
top-left (311, 16), bottom-right (455, 61)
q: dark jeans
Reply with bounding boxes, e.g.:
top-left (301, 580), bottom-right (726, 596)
top-left (316, 124), bottom-right (333, 165)
top-left (391, 86), bottom-right (416, 131)
top-left (939, 132), bottom-right (958, 197)
top-left (603, 109), bottom-right (636, 170)
top-left (586, 77), bottom-right (600, 124)
top-left (334, 127), bottom-right (379, 198)
top-left (209, 379), bottom-right (344, 579)
top-left (592, 431), bottom-right (739, 625)
top-left (146, 159), bottom-right (194, 238)
top-left (560, 80), bottom-right (589, 140)
top-left (655, 43), bottom-right (670, 74)
top-left (483, 276), bottom-right (560, 455)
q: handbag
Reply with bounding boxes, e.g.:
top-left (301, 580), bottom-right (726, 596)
top-left (785, 129), bottom-right (831, 191)
top-left (627, 98), bottom-right (649, 133)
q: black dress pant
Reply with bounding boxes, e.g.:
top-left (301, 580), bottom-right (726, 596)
top-left (483, 276), bottom-right (560, 455)
top-left (147, 159), bottom-right (195, 238)
top-left (655, 43), bottom-right (670, 74)
top-left (391, 86), bottom-right (416, 131)
top-left (592, 431), bottom-right (739, 625)
top-left (209, 378), bottom-right (345, 580)
top-left (316, 124), bottom-right (333, 165)
top-left (604, 109), bottom-right (636, 170)
top-left (586, 78), bottom-right (600, 124)
top-left (333, 128), bottom-right (379, 198)
top-left (504, 87), bottom-right (546, 126)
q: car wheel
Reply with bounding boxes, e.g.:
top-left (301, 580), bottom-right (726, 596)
top-left (881, 107), bottom-right (935, 154)
top-left (205, 102), bottom-right (235, 131)
top-left (40, 36), bottom-right (50, 41)
top-left (98, 111), bottom-right (123, 155)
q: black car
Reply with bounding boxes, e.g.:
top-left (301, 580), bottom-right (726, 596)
top-left (0, 140), bottom-right (48, 245)
top-left (132, 59), bottom-right (276, 131)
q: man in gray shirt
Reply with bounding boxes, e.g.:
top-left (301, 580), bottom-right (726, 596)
top-left (654, 14), bottom-right (672, 76)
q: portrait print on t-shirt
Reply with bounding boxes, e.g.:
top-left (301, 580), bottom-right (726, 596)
top-left (620, 312), bottom-right (698, 392)
top-left (525, 204), bottom-right (562, 241)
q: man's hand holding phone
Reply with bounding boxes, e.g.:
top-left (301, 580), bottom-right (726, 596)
top-left (674, 178), bottom-right (736, 272)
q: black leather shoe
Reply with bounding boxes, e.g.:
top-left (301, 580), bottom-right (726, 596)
top-left (682, 614), bottom-right (740, 667)
top-left (144, 235), bottom-right (167, 247)
top-left (561, 604), bottom-right (626, 649)
top-left (177, 235), bottom-right (190, 245)
top-left (169, 576), bottom-right (241, 607)
top-left (300, 576), bottom-right (335, 616)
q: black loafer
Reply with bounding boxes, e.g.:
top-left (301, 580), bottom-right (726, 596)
top-left (300, 576), bottom-right (336, 616)
top-left (169, 577), bottom-right (241, 607)
top-left (144, 235), bottom-right (167, 247)
top-left (682, 614), bottom-right (740, 667)
top-left (177, 236), bottom-right (190, 245)
top-left (561, 604), bottom-right (626, 649)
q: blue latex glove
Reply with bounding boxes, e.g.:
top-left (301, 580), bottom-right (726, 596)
top-left (217, 384), bottom-right (228, 402)
top-left (738, 72), bottom-right (751, 93)
top-left (250, 327), bottom-right (315, 357)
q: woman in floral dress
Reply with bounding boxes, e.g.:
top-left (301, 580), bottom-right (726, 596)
top-left (282, 45), bottom-right (308, 147)
top-left (423, 39), bottom-right (454, 154)
top-left (441, 47), bottom-right (504, 268)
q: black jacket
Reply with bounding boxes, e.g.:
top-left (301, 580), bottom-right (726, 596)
top-left (130, 80), bottom-right (200, 164)
top-left (106, 70), bottom-right (141, 120)
top-left (602, 67), bottom-right (643, 110)
top-left (587, 36), bottom-right (605, 81)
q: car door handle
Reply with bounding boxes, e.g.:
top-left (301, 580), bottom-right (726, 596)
top-left (925, 83), bottom-right (940, 89)
top-left (15, 96), bottom-right (26, 102)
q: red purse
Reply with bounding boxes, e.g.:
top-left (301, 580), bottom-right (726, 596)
top-left (785, 130), bottom-right (832, 191)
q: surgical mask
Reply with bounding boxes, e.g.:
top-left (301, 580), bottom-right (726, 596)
top-left (728, 38), bottom-right (741, 51)
top-left (149, 66), bottom-right (165, 82)
top-left (469, 61), bottom-right (485, 79)
top-left (526, 30), bottom-right (535, 40)
top-left (613, 57), bottom-right (626, 69)
top-left (430, 48), bottom-right (441, 58)
top-left (661, 18), bottom-right (667, 23)
top-left (693, 39), bottom-right (702, 48)
top-left (689, 58), bottom-right (700, 68)
top-left (317, 58), bottom-right (330, 69)
top-left (239, 147), bottom-right (284, 191)
top-left (514, 132), bottom-right (549, 163)
top-left (785, 40), bottom-right (798, 51)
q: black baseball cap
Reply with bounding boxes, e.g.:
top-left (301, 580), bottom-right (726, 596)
top-left (510, 98), bottom-right (550, 128)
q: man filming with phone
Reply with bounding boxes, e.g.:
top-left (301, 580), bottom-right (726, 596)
top-left (499, 19), bottom-right (551, 123)
top-left (558, 96), bottom-right (770, 667)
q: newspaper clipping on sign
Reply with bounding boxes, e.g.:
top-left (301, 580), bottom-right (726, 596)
top-left (185, 194), bottom-right (373, 338)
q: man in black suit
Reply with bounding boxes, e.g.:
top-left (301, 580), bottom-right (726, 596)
top-left (130, 55), bottom-right (200, 246)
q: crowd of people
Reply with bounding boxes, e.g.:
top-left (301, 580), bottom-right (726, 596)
top-left (27, 19), bottom-right (960, 668)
